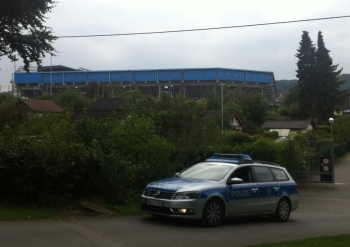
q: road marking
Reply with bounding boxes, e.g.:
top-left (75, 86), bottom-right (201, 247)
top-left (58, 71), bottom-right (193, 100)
top-left (59, 218), bottom-right (133, 247)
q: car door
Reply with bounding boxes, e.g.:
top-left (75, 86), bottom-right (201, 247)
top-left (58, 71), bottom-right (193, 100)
top-left (252, 166), bottom-right (280, 213)
top-left (228, 166), bottom-right (259, 214)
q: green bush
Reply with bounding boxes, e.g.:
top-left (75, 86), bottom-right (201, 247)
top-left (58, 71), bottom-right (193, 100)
top-left (263, 131), bottom-right (279, 140)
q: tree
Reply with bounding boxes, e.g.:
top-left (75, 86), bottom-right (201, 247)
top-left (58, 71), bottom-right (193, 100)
top-left (0, 96), bottom-right (28, 135)
top-left (85, 82), bottom-right (99, 99)
top-left (0, 0), bottom-right (56, 71)
top-left (295, 31), bottom-right (316, 119)
top-left (56, 88), bottom-right (91, 111)
top-left (239, 91), bottom-right (268, 125)
top-left (313, 31), bottom-right (349, 124)
top-left (283, 84), bottom-right (299, 108)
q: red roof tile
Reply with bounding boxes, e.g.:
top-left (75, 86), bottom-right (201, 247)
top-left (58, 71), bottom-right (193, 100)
top-left (20, 99), bottom-right (62, 113)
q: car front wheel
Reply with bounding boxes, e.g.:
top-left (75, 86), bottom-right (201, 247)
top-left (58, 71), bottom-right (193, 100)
top-left (274, 198), bottom-right (290, 222)
top-left (201, 198), bottom-right (224, 227)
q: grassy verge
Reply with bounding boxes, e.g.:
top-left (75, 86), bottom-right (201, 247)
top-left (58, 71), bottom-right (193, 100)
top-left (249, 234), bottom-right (350, 247)
top-left (0, 202), bottom-right (147, 220)
top-left (0, 206), bottom-right (55, 220)
top-left (110, 203), bottom-right (148, 216)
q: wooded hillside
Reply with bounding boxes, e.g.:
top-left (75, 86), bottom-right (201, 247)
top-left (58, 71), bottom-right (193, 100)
top-left (275, 73), bottom-right (350, 96)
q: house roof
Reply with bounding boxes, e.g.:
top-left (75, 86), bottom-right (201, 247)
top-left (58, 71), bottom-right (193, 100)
top-left (70, 98), bottom-right (127, 122)
top-left (20, 99), bottom-right (62, 113)
top-left (87, 98), bottom-right (127, 111)
top-left (261, 120), bottom-right (311, 129)
top-left (231, 112), bottom-right (245, 129)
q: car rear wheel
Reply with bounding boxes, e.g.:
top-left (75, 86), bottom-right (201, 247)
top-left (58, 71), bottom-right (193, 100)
top-left (274, 198), bottom-right (290, 222)
top-left (201, 198), bottom-right (224, 227)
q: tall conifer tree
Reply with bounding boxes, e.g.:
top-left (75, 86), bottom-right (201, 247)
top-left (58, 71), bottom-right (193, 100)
top-left (295, 31), bottom-right (316, 119)
top-left (314, 31), bottom-right (348, 124)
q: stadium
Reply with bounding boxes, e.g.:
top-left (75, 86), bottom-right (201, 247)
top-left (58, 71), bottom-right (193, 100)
top-left (13, 66), bottom-right (278, 102)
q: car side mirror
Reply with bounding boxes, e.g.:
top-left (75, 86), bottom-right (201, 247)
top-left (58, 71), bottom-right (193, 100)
top-left (228, 177), bottom-right (243, 185)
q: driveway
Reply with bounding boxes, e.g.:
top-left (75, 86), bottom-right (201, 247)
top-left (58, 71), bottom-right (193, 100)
top-left (1, 154), bottom-right (350, 247)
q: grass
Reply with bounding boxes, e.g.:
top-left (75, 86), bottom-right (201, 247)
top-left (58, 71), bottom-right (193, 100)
top-left (107, 203), bottom-right (148, 216)
top-left (0, 205), bottom-right (55, 220)
top-left (249, 235), bottom-right (350, 247)
top-left (0, 202), bottom-right (147, 220)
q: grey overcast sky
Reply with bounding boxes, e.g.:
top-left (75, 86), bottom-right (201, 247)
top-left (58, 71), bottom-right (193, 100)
top-left (1, 0), bottom-right (350, 90)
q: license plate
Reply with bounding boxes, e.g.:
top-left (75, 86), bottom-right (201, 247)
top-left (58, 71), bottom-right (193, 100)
top-left (146, 199), bottom-right (163, 207)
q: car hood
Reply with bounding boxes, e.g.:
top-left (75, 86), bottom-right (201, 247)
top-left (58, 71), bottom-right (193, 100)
top-left (146, 177), bottom-right (220, 192)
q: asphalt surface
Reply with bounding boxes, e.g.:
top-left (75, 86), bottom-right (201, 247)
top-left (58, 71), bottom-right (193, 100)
top-left (1, 154), bottom-right (350, 247)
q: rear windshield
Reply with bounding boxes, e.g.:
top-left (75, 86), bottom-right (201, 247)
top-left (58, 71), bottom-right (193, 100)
top-left (179, 163), bottom-right (233, 181)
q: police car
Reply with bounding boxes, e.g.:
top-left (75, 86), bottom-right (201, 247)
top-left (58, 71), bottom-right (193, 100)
top-left (140, 153), bottom-right (299, 227)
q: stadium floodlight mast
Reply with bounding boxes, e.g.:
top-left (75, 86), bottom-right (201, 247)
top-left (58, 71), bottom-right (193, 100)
top-left (329, 118), bottom-right (334, 141)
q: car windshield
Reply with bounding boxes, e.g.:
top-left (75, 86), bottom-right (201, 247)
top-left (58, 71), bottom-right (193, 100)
top-left (178, 162), bottom-right (233, 181)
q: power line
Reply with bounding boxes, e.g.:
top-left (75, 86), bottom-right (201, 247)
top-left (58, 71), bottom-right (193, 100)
top-left (56, 15), bottom-right (350, 39)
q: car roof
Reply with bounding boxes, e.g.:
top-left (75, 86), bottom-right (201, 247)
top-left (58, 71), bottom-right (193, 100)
top-left (205, 153), bottom-right (281, 167)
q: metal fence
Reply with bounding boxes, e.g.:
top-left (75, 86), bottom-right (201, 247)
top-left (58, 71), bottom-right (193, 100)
top-left (334, 142), bottom-right (350, 160)
top-left (287, 140), bottom-right (334, 183)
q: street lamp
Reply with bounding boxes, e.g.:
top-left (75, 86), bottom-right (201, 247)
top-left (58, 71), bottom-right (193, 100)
top-left (221, 83), bottom-right (224, 134)
top-left (329, 117), bottom-right (334, 141)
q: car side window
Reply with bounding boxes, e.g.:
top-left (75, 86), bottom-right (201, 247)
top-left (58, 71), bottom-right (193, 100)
top-left (271, 168), bottom-right (289, 181)
top-left (252, 166), bottom-right (274, 182)
top-left (231, 167), bottom-right (253, 183)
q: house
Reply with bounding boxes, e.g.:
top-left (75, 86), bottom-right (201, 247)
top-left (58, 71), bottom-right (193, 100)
top-left (20, 99), bottom-right (62, 116)
top-left (261, 120), bottom-right (313, 137)
top-left (71, 98), bottom-right (127, 122)
top-left (230, 112), bottom-right (245, 131)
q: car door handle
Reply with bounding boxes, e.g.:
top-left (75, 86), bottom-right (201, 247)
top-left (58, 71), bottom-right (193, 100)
top-left (251, 188), bottom-right (258, 192)
top-left (274, 187), bottom-right (280, 190)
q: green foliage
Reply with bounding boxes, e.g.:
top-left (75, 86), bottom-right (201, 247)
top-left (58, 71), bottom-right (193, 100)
top-left (288, 102), bottom-right (300, 118)
top-left (224, 131), bottom-right (255, 146)
top-left (295, 31), bottom-right (349, 123)
top-left (56, 88), bottom-right (91, 111)
top-left (313, 32), bottom-right (349, 124)
top-left (315, 125), bottom-right (330, 131)
top-left (238, 138), bottom-right (285, 164)
top-left (283, 84), bottom-right (300, 108)
top-left (263, 131), bottom-right (279, 140)
top-left (105, 82), bottom-right (125, 98)
top-left (85, 82), bottom-right (99, 99)
top-left (0, 0), bottom-right (56, 71)
top-left (333, 116), bottom-right (350, 144)
top-left (292, 134), bottom-right (308, 140)
top-left (277, 107), bottom-right (289, 117)
top-left (240, 91), bottom-right (268, 125)
top-left (37, 93), bottom-right (53, 100)
top-left (296, 31), bottom-right (317, 119)
top-left (7, 80), bottom-right (349, 205)
top-left (0, 97), bottom-right (28, 135)
top-left (0, 206), bottom-right (55, 220)
top-left (121, 90), bottom-right (152, 113)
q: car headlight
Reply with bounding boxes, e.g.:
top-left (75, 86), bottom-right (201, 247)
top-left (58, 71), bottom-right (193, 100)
top-left (173, 191), bottom-right (200, 199)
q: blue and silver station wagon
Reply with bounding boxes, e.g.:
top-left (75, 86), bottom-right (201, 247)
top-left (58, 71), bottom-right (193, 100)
top-left (141, 153), bottom-right (299, 227)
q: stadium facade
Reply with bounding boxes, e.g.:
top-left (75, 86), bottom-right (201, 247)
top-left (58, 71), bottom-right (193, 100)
top-left (13, 66), bottom-right (278, 102)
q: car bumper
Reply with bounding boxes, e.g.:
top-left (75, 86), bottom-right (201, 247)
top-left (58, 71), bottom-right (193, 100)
top-left (140, 196), bottom-right (206, 220)
top-left (290, 194), bottom-right (299, 211)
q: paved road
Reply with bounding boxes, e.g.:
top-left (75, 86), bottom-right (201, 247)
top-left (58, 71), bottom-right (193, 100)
top-left (1, 154), bottom-right (350, 247)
